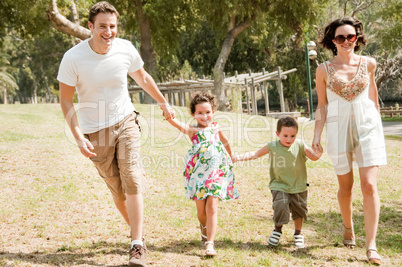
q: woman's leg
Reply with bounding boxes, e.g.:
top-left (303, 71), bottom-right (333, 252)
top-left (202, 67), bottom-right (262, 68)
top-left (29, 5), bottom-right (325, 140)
top-left (359, 166), bottom-right (380, 249)
top-left (337, 171), bottom-right (355, 240)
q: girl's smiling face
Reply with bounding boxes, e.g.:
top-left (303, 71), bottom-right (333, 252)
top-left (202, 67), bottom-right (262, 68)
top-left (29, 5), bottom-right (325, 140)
top-left (192, 102), bottom-right (214, 128)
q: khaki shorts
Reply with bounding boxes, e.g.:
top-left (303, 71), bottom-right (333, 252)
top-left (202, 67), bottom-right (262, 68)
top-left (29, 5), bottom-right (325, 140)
top-left (271, 190), bottom-right (308, 225)
top-left (85, 112), bottom-right (146, 200)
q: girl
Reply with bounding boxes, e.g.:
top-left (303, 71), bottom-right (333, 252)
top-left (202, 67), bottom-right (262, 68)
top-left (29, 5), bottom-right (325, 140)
top-left (312, 17), bottom-right (386, 265)
top-left (167, 92), bottom-right (239, 256)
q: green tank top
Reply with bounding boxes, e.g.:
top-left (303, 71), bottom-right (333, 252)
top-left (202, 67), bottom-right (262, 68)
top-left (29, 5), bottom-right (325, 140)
top-left (267, 139), bottom-right (308, 193)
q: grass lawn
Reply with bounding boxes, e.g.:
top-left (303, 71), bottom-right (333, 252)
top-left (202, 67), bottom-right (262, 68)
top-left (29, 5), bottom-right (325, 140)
top-left (0, 103), bottom-right (401, 266)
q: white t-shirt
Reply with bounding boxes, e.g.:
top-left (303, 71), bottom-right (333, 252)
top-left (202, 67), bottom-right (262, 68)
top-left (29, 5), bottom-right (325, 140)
top-left (57, 38), bottom-right (144, 134)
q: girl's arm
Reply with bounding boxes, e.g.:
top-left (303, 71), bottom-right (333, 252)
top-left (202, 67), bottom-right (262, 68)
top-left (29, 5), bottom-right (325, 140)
top-left (304, 145), bottom-right (322, 161)
top-left (218, 128), bottom-right (235, 161)
top-left (367, 57), bottom-right (381, 113)
top-left (236, 146), bottom-right (269, 162)
top-left (312, 63), bottom-right (328, 152)
top-left (167, 117), bottom-right (197, 138)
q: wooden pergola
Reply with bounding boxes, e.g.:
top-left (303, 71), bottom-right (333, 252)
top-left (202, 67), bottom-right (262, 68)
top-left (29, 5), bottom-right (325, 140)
top-left (128, 67), bottom-right (300, 117)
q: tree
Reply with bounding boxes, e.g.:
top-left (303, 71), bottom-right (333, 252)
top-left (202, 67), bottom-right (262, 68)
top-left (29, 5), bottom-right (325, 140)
top-left (0, 59), bottom-right (18, 104)
top-left (194, 0), bottom-right (320, 110)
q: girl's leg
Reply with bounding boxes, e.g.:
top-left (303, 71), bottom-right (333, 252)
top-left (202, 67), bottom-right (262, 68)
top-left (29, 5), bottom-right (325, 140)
top-left (337, 171), bottom-right (354, 240)
top-left (359, 166), bottom-right (380, 249)
top-left (205, 196), bottom-right (219, 249)
top-left (194, 199), bottom-right (207, 228)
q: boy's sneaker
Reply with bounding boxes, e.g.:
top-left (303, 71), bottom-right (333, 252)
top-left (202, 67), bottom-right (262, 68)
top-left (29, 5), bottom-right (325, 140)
top-left (268, 230), bottom-right (282, 246)
top-left (294, 234), bottom-right (305, 248)
top-left (129, 243), bottom-right (147, 267)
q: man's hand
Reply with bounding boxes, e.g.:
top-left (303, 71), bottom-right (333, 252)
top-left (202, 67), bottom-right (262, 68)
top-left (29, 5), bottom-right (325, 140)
top-left (76, 138), bottom-right (97, 157)
top-left (160, 103), bottom-right (175, 120)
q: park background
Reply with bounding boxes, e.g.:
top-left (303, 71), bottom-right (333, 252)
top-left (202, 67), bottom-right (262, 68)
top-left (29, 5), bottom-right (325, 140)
top-left (0, 0), bottom-right (401, 266)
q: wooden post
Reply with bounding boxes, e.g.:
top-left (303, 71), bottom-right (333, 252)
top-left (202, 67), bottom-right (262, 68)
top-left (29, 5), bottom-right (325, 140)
top-left (251, 78), bottom-right (257, 115)
top-left (277, 66), bottom-right (285, 112)
top-left (179, 91), bottom-right (185, 106)
top-left (168, 91), bottom-right (173, 105)
top-left (263, 81), bottom-right (270, 115)
top-left (245, 78), bottom-right (250, 115)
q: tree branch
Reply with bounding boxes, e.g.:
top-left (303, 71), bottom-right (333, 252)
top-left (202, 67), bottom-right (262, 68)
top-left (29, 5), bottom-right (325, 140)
top-left (46, 0), bottom-right (90, 40)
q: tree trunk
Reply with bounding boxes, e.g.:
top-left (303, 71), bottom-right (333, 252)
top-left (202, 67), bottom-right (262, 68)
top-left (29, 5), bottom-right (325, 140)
top-left (135, 0), bottom-right (158, 104)
top-left (213, 17), bottom-right (251, 110)
top-left (47, 0), bottom-right (90, 40)
top-left (2, 87), bottom-right (7, 104)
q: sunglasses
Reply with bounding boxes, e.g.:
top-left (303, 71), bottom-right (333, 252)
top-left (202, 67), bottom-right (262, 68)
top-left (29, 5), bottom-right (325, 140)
top-left (334, 34), bottom-right (357, 44)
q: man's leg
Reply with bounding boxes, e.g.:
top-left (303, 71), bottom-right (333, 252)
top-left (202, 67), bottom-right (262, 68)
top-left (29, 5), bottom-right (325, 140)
top-left (113, 197), bottom-right (130, 225)
top-left (126, 193), bottom-right (144, 241)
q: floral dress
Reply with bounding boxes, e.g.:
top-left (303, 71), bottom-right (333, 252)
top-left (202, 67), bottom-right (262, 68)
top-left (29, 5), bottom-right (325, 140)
top-left (183, 122), bottom-right (239, 201)
top-left (323, 56), bottom-right (387, 175)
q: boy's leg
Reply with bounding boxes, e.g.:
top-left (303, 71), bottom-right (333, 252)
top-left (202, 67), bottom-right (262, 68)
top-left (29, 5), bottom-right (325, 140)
top-left (290, 191), bottom-right (308, 248)
top-left (294, 217), bottom-right (302, 235)
top-left (269, 191), bottom-right (290, 246)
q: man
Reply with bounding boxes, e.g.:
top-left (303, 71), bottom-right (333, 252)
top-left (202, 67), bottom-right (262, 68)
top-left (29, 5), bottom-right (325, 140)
top-left (57, 2), bottom-right (174, 266)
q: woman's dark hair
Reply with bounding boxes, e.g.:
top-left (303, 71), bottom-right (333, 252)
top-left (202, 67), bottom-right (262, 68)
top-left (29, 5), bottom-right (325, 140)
top-left (319, 17), bottom-right (367, 56)
top-left (189, 92), bottom-right (217, 114)
top-left (277, 117), bottom-right (298, 133)
top-left (89, 1), bottom-right (120, 24)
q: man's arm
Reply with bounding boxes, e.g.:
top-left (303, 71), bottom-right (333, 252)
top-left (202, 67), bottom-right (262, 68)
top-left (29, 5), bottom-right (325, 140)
top-left (59, 82), bottom-right (96, 157)
top-left (128, 68), bottom-right (175, 120)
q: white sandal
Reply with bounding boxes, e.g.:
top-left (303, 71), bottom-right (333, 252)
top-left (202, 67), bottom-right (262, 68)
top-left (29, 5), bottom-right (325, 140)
top-left (367, 247), bottom-right (381, 265)
top-left (294, 235), bottom-right (305, 248)
top-left (200, 224), bottom-right (207, 242)
top-left (205, 241), bottom-right (217, 256)
top-left (268, 230), bottom-right (282, 246)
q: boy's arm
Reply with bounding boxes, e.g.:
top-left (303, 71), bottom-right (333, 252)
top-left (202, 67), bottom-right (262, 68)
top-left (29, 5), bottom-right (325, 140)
top-left (304, 145), bottom-right (322, 161)
top-left (236, 146), bottom-right (269, 162)
top-left (167, 117), bottom-right (197, 138)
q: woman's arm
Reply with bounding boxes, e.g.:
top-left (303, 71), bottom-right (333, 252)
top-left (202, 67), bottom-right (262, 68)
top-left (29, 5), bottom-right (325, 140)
top-left (312, 63), bottom-right (329, 152)
top-left (367, 57), bottom-right (380, 113)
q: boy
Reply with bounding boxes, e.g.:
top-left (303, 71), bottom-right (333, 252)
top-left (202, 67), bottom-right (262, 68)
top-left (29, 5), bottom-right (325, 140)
top-left (235, 117), bottom-right (322, 248)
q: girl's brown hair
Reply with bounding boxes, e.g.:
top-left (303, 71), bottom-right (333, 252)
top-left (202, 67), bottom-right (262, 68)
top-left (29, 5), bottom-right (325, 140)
top-left (189, 92), bottom-right (217, 115)
top-left (319, 17), bottom-right (367, 56)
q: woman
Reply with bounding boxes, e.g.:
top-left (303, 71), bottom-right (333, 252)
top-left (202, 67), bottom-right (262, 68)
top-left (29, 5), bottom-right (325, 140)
top-left (312, 17), bottom-right (387, 265)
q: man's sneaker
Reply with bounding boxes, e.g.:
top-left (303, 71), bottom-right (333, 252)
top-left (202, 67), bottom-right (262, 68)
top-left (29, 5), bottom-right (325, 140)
top-left (128, 244), bottom-right (147, 267)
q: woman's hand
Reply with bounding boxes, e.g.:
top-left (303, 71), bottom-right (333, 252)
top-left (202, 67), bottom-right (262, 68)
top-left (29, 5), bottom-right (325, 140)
top-left (312, 136), bottom-right (323, 154)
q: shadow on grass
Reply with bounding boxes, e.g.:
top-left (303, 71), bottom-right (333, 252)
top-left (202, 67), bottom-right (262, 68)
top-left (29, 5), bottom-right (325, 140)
top-left (0, 241), bottom-right (128, 267)
top-left (307, 200), bottom-right (402, 251)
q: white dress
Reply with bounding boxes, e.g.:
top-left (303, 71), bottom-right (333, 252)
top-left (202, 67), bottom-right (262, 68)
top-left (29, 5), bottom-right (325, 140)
top-left (323, 56), bottom-right (387, 175)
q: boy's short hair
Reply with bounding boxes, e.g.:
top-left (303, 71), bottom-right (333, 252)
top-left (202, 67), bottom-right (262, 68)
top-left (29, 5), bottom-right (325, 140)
top-left (277, 117), bottom-right (298, 132)
top-left (89, 1), bottom-right (120, 23)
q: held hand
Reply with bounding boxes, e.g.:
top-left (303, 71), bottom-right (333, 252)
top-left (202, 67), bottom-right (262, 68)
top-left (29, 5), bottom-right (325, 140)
top-left (231, 154), bottom-right (238, 163)
top-left (160, 103), bottom-right (175, 120)
top-left (76, 138), bottom-right (97, 158)
top-left (312, 137), bottom-right (323, 154)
